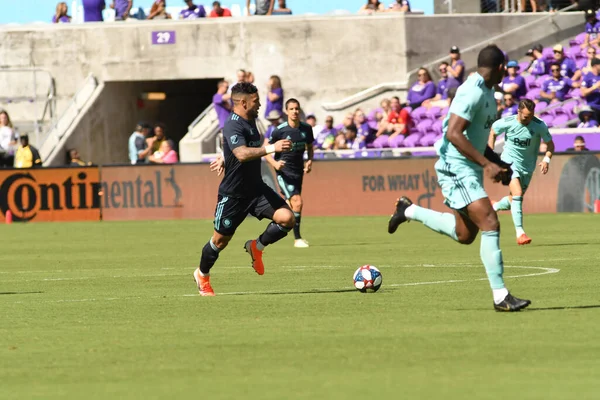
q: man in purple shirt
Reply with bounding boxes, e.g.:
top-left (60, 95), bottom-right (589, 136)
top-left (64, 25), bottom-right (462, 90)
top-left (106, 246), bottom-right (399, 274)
top-left (539, 62), bottom-right (575, 103)
top-left (213, 80), bottom-right (232, 130)
top-left (111, 0), bottom-right (132, 20)
top-left (500, 61), bottom-right (527, 99)
top-left (500, 93), bottom-right (518, 118)
top-left (553, 44), bottom-right (581, 81)
top-left (448, 46), bottom-right (465, 84)
top-left (315, 116), bottom-right (337, 150)
top-left (581, 9), bottom-right (600, 49)
top-left (180, 0), bottom-right (206, 18)
top-left (527, 45), bottom-right (547, 77)
top-left (83, 0), bottom-right (105, 22)
top-left (581, 58), bottom-right (600, 120)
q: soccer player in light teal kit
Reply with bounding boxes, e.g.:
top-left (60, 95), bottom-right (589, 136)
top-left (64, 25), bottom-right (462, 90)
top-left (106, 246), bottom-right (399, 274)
top-left (388, 45), bottom-right (532, 312)
top-left (488, 99), bottom-right (554, 245)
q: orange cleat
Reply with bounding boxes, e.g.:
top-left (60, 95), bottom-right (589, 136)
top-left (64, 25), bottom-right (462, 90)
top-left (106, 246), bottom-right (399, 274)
top-left (193, 268), bottom-right (215, 296)
top-left (517, 234), bottom-right (532, 246)
top-left (244, 240), bottom-right (264, 275)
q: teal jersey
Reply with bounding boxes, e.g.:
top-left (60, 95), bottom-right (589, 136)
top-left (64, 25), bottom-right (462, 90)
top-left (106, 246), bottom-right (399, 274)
top-left (492, 115), bottom-right (552, 173)
top-left (436, 73), bottom-right (497, 171)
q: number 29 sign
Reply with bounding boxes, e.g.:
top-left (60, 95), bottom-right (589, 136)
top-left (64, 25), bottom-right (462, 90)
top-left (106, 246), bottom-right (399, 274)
top-left (152, 31), bottom-right (176, 45)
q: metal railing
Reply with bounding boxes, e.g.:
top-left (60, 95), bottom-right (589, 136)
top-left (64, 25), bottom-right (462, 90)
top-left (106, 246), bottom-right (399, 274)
top-left (321, 4), bottom-right (580, 112)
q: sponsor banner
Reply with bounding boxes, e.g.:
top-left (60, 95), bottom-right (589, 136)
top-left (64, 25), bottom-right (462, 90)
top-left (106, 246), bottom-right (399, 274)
top-left (99, 164), bottom-right (221, 221)
top-left (0, 167), bottom-right (100, 223)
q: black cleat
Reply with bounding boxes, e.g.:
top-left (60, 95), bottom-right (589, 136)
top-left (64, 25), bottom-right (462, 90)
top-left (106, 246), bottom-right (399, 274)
top-left (387, 196), bottom-right (413, 234)
top-left (494, 293), bottom-right (532, 312)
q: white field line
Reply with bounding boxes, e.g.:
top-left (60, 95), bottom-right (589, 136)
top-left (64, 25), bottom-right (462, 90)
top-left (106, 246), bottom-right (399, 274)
top-left (4, 265), bottom-right (559, 303)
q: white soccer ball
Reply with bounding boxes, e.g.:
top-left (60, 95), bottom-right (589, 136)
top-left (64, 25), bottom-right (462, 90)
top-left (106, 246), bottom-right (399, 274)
top-left (353, 265), bottom-right (382, 293)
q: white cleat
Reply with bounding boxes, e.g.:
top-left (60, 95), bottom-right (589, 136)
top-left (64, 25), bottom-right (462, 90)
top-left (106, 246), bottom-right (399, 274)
top-left (294, 239), bottom-right (309, 248)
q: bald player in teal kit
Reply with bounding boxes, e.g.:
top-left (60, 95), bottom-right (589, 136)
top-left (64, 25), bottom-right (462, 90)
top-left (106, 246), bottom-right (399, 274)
top-left (488, 99), bottom-right (554, 246)
top-left (387, 45), bottom-right (532, 312)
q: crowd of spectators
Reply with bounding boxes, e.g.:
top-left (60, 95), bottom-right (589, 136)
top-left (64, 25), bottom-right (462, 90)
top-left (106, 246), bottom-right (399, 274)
top-left (52, 0), bottom-right (292, 23)
top-left (358, 0), bottom-right (411, 14)
top-left (128, 122), bottom-right (179, 164)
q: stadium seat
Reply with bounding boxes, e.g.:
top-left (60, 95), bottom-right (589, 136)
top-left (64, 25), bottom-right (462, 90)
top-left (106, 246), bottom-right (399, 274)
top-left (402, 132), bottom-right (423, 148)
top-left (540, 113), bottom-right (554, 127)
top-left (526, 88), bottom-right (541, 100)
top-left (428, 106), bottom-right (442, 119)
top-left (552, 114), bottom-right (569, 127)
top-left (577, 58), bottom-right (588, 69)
top-left (432, 119), bottom-right (443, 133)
top-left (535, 102), bottom-right (547, 113)
top-left (416, 119), bottom-right (433, 134)
top-left (419, 132), bottom-right (439, 147)
top-left (519, 61), bottom-right (530, 71)
top-left (411, 106), bottom-right (428, 121)
top-left (542, 47), bottom-right (554, 60)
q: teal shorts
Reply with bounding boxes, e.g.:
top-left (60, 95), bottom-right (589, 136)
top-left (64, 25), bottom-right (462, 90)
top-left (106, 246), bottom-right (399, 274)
top-left (511, 169), bottom-right (533, 193)
top-left (435, 159), bottom-right (488, 210)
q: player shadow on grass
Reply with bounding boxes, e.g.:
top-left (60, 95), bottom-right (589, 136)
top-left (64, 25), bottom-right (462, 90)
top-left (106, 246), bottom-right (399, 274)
top-left (527, 304), bottom-right (600, 311)
top-left (0, 291), bottom-right (43, 295)
top-left (228, 288), bottom-right (357, 296)
top-left (532, 242), bottom-right (596, 247)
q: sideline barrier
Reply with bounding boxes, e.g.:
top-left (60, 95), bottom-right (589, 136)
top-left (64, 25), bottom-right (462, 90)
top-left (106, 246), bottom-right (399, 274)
top-left (0, 153), bottom-right (598, 223)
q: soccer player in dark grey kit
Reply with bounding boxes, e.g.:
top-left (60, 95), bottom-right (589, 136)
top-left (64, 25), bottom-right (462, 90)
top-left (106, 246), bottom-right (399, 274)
top-left (194, 82), bottom-right (294, 296)
top-left (265, 98), bottom-right (314, 248)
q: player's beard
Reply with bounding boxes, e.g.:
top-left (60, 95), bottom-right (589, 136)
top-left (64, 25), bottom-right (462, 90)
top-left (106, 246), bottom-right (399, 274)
top-left (248, 107), bottom-right (259, 120)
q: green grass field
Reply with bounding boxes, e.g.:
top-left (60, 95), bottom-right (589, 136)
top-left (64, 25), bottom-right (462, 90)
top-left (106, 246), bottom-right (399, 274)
top-left (1, 214), bottom-right (600, 399)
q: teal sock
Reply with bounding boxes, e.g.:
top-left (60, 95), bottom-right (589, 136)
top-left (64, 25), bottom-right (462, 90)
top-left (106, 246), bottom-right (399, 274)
top-left (493, 196), bottom-right (511, 211)
top-left (511, 196), bottom-right (524, 234)
top-left (411, 206), bottom-right (459, 242)
top-left (480, 231), bottom-right (505, 289)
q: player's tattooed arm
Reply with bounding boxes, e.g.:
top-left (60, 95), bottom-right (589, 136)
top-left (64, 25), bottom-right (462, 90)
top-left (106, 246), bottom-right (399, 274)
top-left (233, 140), bottom-right (292, 163)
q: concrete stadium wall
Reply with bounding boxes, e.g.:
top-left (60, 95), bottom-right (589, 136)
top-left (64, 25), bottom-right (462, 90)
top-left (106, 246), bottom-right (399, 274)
top-left (0, 12), bottom-right (585, 149)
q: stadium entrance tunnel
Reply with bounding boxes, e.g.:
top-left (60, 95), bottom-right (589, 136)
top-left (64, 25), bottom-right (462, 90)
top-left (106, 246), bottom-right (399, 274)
top-left (52, 78), bottom-right (221, 166)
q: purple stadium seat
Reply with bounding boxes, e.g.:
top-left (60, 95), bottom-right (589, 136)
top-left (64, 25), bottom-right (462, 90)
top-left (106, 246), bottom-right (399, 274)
top-left (535, 102), bottom-right (547, 113)
top-left (540, 113), bottom-right (554, 127)
top-left (403, 132), bottom-right (423, 148)
top-left (519, 61), bottom-right (530, 71)
top-left (416, 119), bottom-right (433, 134)
top-left (440, 106), bottom-right (449, 117)
top-left (577, 58), bottom-right (588, 69)
top-left (411, 106), bottom-right (428, 121)
top-left (432, 119), bottom-right (443, 133)
top-left (552, 114), bottom-right (569, 127)
top-left (526, 88), bottom-right (541, 100)
top-left (389, 134), bottom-right (405, 148)
top-left (524, 74), bottom-right (536, 86)
top-left (561, 101), bottom-right (577, 117)
top-left (429, 106), bottom-right (442, 119)
top-left (575, 32), bottom-right (587, 44)
top-left (570, 88), bottom-right (581, 99)
top-left (568, 45), bottom-right (583, 58)
top-left (536, 75), bottom-right (549, 87)
top-left (419, 133), bottom-right (438, 147)
top-left (542, 47), bottom-right (554, 60)
top-left (367, 119), bottom-right (378, 130)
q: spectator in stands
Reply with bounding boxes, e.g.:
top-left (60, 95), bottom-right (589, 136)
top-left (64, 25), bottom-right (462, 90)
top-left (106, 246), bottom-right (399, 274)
top-left (335, 124), bottom-right (365, 150)
top-left (246, 71), bottom-right (255, 84)
top-left (264, 110), bottom-right (282, 140)
top-left (372, 97), bottom-right (405, 148)
top-left (265, 75), bottom-right (284, 119)
top-left (235, 69), bottom-right (247, 85)
top-left (527, 45), bottom-right (546, 77)
top-left (500, 93), bottom-right (518, 117)
top-left (149, 140), bottom-right (179, 164)
top-left (148, 0), bottom-right (172, 19)
top-left (151, 123), bottom-right (167, 153)
top-left (213, 80), bottom-right (232, 131)
top-left (129, 122), bottom-right (152, 164)
top-left (14, 135), bottom-right (42, 169)
top-left (353, 109), bottom-right (372, 142)
top-left (0, 110), bottom-right (17, 168)
top-left (210, 1), bottom-right (231, 17)
top-left (180, 0), bottom-right (206, 18)
top-left (53, 2), bottom-right (72, 23)
top-left (423, 62), bottom-right (453, 108)
top-left (315, 116), bottom-right (337, 150)
top-left (578, 106), bottom-right (599, 127)
top-left (359, 0), bottom-right (385, 13)
top-left (580, 58), bottom-right (600, 120)
top-left (539, 62), bottom-right (575, 103)
top-left (520, 0), bottom-right (537, 13)
top-left (247, 0), bottom-right (275, 15)
top-left (273, 0), bottom-right (292, 14)
top-left (581, 9), bottom-right (600, 49)
top-left (553, 44), bottom-right (581, 81)
top-left (83, 0), bottom-right (105, 22)
top-left (68, 149), bottom-right (92, 166)
top-left (581, 46), bottom-right (598, 75)
top-left (566, 135), bottom-right (590, 151)
top-left (406, 68), bottom-right (436, 109)
top-left (500, 61), bottom-right (527, 99)
top-left (447, 46), bottom-right (465, 84)
top-left (389, 0), bottom-right (411, 12)
top-left (111, 0), bottom-right (133, 20)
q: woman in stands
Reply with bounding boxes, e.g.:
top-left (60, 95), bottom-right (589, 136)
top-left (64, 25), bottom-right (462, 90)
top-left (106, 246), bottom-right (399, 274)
top-left (0, 110), bottom-right (17, 168)
top-left (147, 0), bottom-right (172, 19)
top-left (406, 68), bottom-right (436, 109)
top-left (265, 75), bottom-right (284, 119)
top-left (52, 2), bottom-right (72, 23)
top-left (358, 0), bottom-right (385, 13)
top-left (581, 47), bottom-right (598, 75)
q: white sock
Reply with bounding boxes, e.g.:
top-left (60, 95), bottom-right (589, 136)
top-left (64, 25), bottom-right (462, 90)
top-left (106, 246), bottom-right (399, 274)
top-left (199, 270), bottom-right (209, 277)
top-left (515, 227), bottom-right (525, 237)
top-left (493, 288), bottom-right (509, 304)
top-left (404, 204), bottom-right (416, 219)
top-left (256, 240), bottom-right (265, 251)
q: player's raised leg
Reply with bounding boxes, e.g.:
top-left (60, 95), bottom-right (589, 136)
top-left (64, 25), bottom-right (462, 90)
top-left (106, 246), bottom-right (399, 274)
top-left (245, 186), bottom-right (295, 275)
top-left (466, 198), bottom-right (530, 311)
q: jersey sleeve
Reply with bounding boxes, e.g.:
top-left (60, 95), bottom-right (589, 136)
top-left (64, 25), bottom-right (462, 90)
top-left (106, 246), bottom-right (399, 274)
top-left (540, 125), bottom-right (552, 143)
top-left (491, 118), bottom-right (508, 134)
top-left (541, 79), bottom-right (550, 92)
top-left (448, 86), bottom-right (482, 122)
top-left (268, 128), bottom-right (280, 144)
top-left (223, 121), bottom-right (247, 150)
